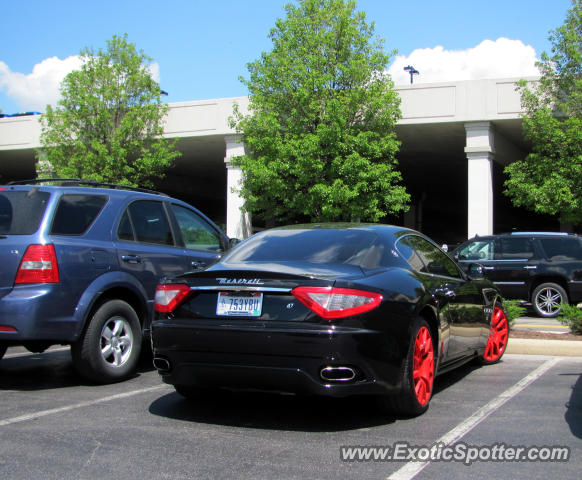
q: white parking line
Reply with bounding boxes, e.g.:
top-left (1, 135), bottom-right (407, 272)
top-left (0, 385), bottom-right (169, 427)
top-left (387, 357), bottom-right (561, 480)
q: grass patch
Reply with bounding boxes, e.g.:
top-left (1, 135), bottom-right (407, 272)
top-left (502, 299), bottom-right (527, 329)
top-left (557, 303), bottom-right (582, 335)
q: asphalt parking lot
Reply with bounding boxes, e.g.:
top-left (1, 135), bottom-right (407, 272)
top-left (0, 345), bottom-right (580, 480)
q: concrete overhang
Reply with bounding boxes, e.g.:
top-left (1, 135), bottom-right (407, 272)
top-left (0, 77), bottom-right (534, 180)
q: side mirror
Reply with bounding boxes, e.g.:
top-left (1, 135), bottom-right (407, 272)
top-left (468, 263), bottom-right (484, 279)
top-left (228, 238), bottom-right (241, 249)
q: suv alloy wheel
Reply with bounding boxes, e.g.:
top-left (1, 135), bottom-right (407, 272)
top-left (532, 283), bottom-right (568, 318)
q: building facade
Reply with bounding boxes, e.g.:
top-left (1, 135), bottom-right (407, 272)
top-left (0, 77), bottom-right (559, 244)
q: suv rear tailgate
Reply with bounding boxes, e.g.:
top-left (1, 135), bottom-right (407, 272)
top-left (0, 237), bottom-right (28, 297)
top-left (0, 188), bottom-right (52, 297)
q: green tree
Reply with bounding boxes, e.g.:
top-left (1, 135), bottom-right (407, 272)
top-left (38, 34), bottom-right (180, 188)
top-left (505, 0), bottom-right (582, 224)
top-left (232, 0), bottom-right (408, 226)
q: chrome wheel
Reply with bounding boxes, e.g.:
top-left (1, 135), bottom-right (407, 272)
top-left (533, 283), bottom-right (567, 318)
top-left (100, 316), bottom-right (134, 367)
top-left (72, 299), bottom-right (141, 383)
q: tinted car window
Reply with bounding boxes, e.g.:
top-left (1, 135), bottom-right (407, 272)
top-left (117, 210), bottom-right (134, 241)
top-left (540, 237), bottom-right (582, 261)
top-left (224, 228), bottom-right (386, 268)
top-left (398, 235), bottom-right (461, 278)
top-left (395, 236), bottom-right (425, 272)
top-left (497, 237), bottom-right (534, 259)
top-left (118, 200), bottom-right (174, 246)
top-left (51, 194), bottom-right (107, 235)
top-left (171, 204), bottom-right (222, 251)
top-left (0, 190), bottom-right (51, 235)
top-left (456, 239), bottom-right (494, 261)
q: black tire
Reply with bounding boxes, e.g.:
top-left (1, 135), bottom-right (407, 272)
top-left (377, 317), bottom-right (435, 417)
top-left (0, 343), bottom-right (7, 361)
top-left (72, 299), bottom-right (142, 383)
top-left (532, 283), bottom-right (568, 318)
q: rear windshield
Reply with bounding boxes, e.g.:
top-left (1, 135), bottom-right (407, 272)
top-left (0, 190), bottom-right (51, 235)
top-left (223, 228), bottom-right (386, 269)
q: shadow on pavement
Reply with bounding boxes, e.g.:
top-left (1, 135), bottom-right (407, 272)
top-left (564, 371), bottom-right (582, 439)
top-left (148, 360), bottom-right (483, 432)
top-left (0, 347), bottom-right (155, 391)
top-left (149, 389), bottom-right (397, 432)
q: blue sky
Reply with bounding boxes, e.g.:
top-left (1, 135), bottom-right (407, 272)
top-left (0, 0), bottom-right (574, 114)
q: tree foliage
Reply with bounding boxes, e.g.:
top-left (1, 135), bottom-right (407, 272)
top-left (39, 34), bottom-right (180, 188)
top-left (505, 0), bottom-right (582, 224)
top-left (232, 0), bottom-right (408, 225)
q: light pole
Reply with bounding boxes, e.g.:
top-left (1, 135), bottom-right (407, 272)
top-left (404, 65), bottom-right (419, 84)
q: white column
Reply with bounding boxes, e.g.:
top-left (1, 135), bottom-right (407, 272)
top-left (224, 134), bottom-right (252, 240)
top-left (465, 122), bottom-right (495, 238)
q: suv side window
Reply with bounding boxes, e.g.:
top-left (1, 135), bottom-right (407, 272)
top-left (117, 200), bottom-right (174, 246)
top-left (540, 237), bottom-right (582, 261)
top-left (457, 239), bottom-right (494, 261)
top-left (51, 194), bottom-right (107, 235)
top-left (497, 237), bottom-right (535, 260)
top-left (397, 235), bottom-right (462, 278)
top-left (170, 204), bottom-right (222, 252)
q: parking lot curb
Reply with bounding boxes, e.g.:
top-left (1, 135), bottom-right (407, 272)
top-left (507, 338), bottom-right (582, 357)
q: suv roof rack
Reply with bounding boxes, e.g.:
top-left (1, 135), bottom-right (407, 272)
top-left (509, 231), bottom-right (571, 236)
top-left (6, 178), bottom-right (168, 196)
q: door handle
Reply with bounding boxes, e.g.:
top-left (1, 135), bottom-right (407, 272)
top-left (121, 255), bottom-right (142, 264)
top-left (482, 266), bottom-right (495, 270)
top-left (524, 266), bottom-right (537, 270)
top-left (191, 261), bottom-right (207, 270)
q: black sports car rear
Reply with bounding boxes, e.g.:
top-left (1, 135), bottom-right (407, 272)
top-left (151, 224), bottom-right (508, 416)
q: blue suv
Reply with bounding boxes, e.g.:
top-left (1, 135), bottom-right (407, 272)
top-left (0, 179), bottom-right (235, 383)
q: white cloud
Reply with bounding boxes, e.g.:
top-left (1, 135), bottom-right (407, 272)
top-left (0, 57), bottom-right (161, 112)
top-left (147, 63), bottom-right (161, 83)
top-left (0, 56), bottom-right (83, 112)
top-left (388, 38), bottom-right (540, 85)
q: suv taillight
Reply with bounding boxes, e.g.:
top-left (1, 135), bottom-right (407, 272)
top-left (15, 244), bottom-right (60, 284)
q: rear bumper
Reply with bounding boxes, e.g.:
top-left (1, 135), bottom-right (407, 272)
top-left (151, 319), bottom-right (408, 397)
top-left (0, 285), bottom-right (78, 343)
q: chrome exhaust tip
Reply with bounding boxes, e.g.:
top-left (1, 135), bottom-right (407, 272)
top-left (153, 357), bottom-right (171, 372)
top-left (320, 366), bottom-right (356, 382)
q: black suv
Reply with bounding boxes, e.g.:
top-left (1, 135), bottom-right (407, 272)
top-left (453, 232), bottom-right (582, 317)
top-left (0, 179), bottom-right (235, 382)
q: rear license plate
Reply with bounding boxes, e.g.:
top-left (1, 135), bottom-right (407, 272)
top-left (216, 292), bottom-right (263, 317)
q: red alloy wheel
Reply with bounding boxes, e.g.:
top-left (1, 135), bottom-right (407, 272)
top-left (483, 306), bottom-right (509, 362)
top-left (412, 325), bottom-right (434, 406)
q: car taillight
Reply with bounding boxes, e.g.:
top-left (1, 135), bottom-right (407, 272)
top-left (15, 244), bottom-right (60, 284)
top-left (291, 286), bottom-right (382, 319)
top-left (154, 284), bottom-right (191, 313)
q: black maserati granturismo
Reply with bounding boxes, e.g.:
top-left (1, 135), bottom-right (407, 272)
top-left (151, 224), bottom-right (509, 416)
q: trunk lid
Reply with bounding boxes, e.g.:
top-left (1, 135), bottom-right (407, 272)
top-left (170, 263), bottom-right (365, 322)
